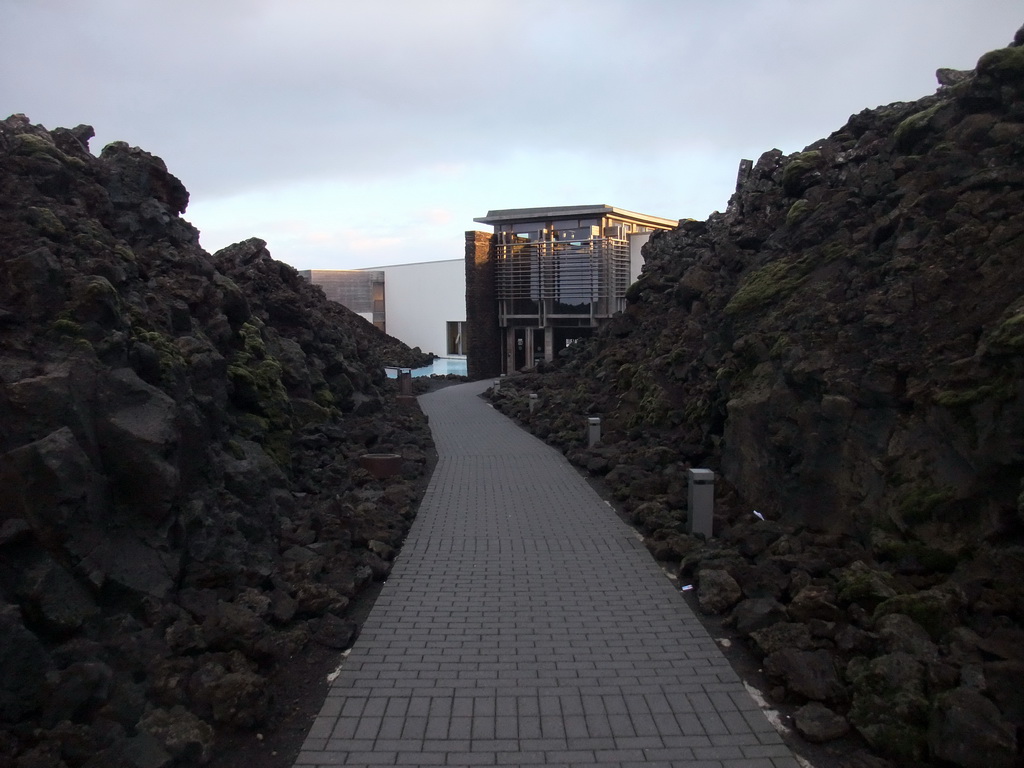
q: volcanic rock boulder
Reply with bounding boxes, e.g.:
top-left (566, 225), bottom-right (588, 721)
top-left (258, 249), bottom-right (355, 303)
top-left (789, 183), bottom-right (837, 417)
top-left (0, 113), bottom-right (435, 766)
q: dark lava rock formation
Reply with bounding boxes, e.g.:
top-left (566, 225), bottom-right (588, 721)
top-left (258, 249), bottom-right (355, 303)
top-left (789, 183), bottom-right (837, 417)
top-left (0, 114), bottom-right (434, 766)
top-left (490, 33), bottom-right (1024, 768)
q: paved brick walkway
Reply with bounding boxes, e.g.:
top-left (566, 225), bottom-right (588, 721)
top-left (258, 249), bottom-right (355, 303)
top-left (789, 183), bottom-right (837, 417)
top-left (294, 380), bottom-right (801, 768)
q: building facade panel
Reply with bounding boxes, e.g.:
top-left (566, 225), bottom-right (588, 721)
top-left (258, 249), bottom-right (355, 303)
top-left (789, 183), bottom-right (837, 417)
top-left (300, 269), bottom-right (385, 327)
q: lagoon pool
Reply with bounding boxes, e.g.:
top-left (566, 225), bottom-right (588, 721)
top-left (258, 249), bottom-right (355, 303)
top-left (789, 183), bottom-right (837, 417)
top-left (385, 358), bottom-right (467, 378)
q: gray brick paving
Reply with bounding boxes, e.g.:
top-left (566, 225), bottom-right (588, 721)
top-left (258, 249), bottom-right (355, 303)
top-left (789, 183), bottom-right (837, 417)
top-left (294, 380), bottom-right (802, 768)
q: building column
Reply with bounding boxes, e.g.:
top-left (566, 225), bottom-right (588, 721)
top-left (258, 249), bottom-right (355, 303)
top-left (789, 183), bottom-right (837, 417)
top-left (465, 231), bottom-right (501, 380)
top-left (544, 326), bottom-right (555, 363)
top-left (505, 328), bottom-right (515, 375)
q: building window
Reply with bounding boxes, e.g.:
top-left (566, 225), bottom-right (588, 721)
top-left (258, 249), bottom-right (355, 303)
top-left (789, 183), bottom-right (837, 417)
top-left (447, 321), bottom-right (467, 355)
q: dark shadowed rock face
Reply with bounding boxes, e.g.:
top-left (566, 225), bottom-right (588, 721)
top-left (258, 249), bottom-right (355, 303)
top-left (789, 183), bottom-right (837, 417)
top-left (0, 114), bottom-right (434, 764)
top-left (489, 29), bottom-right (1024, 768)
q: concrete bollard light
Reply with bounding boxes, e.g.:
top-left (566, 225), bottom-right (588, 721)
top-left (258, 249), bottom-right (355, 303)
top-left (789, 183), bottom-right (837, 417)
top-left (529, 393), bottom-right (538, 413)
top-left (587, 417), bottom-right (601, 447)
top-left (493, 379), bottom-right (500, 392)
top-left (398, 369), bottom-right (412, 396)
top-left (687, 468), bottom-right (715, 538)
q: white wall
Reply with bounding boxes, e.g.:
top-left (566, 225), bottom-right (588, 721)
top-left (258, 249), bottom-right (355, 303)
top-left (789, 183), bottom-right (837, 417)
top-left (374, 259), bottom-right (465, 358)
top-left (629, 231), bottom-right (654, 282)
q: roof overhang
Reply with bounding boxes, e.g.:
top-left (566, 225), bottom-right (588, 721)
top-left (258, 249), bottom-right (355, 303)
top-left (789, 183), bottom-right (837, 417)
top-left (474, 204), bottom-right (677, 230)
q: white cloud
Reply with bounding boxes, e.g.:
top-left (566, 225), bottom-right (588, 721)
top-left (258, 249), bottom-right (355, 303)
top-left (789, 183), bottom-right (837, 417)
top-left (2, 0), bottom-right (1021, 269)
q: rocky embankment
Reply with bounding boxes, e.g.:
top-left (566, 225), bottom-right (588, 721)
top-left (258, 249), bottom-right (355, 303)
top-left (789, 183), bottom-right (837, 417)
top-left (490, 32), bottom-right (1024, 768)
top-left (0, 114), bottom-right (434, 766)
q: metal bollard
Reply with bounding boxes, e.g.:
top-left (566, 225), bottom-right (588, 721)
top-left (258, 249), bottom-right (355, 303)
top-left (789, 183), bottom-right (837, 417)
top-left (687, 468), bottom-right (715, 538)
top-left (587, 417), bottom-right (601, 447)
top-left (529, 393), bottom-right (538, 413)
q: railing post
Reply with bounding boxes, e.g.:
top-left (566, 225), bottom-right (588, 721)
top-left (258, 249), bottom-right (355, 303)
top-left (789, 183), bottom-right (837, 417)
top-left (587, 417), bottom-right (601, 447)
top-left (687, 468), bottom-right (715, 538)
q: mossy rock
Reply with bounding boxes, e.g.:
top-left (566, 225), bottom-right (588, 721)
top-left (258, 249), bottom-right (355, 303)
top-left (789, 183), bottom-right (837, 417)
top-left (893, 484), bottom-right (956, 527)
top-left (232, 413), bottom-right (293, 472)
top-left (615, 363), bottom-right (637, 390)
top-left (261, 429), bottom-right (294, 472)
top-left (313, 387), bottom-right (336, 408)
top-left (15, 133), bottom-right (88, 170)
top-left (624, 278), bottom-right (647, 303)
top-left (874, 586), bottom-right (963, 641)
top-left (50, 318), bottom-right (84, 338)
top-left (71, 233), bottom-right (107, 255)
top-left (291, 398), bottom-right (331, 428)
top-left (725, 257), bottom-right (809, 316)
top-left (25, 207), bottom-right (66, 240)
top-left (988, 306), bottom-right (1024, 352)
top-left (239, 319), bottom-right (268, 357)
top-left (874, 539), bottom-right (958, 573)
top-left (819, 241), bottom-right (849, 263)
top-left (228, 361), bottom-right (284, 413)
top-left (14, 133), bottom-right (66, 162)
top-left (976, 45), bottom-right (1024, 85)
top-left (74, 275), bottom-right (122, 326)
top-left (768, 334), bottom-right (792, 359)
top-left (135, 330), bottom-right (185, 375)
top-left (786, 199), bottom-right (813, 226)
top-left (847, 653), bottom-right (929, 762)
top-left (114, 244), bottom-right (137, 263)
top-left (932, 378), bottom-right (1015, 408)
top-left (781, 150), bottom-right (822, 196)
top-left (227, 320), bottom-right (294, 471)
top-left (894, 103), bottom-right (942, 153)
top-left (835, 560), bottom-right (898, 608)
top-left (625, 367), bottom-right (669, 428)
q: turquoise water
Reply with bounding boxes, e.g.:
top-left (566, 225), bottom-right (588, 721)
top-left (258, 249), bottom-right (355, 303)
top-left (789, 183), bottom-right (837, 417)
top-left (386, 358), bottom-right (467, 378)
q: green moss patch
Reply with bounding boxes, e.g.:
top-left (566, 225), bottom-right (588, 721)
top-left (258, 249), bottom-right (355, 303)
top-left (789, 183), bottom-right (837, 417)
top-left (933, 377), bottom-right (1014, 408)
top-left (25, 207), bottom-right (66, 240)
top-left (227, 320), bottom-right (294, 471)
top-left (847, 654), bottom-right (929, 762)
top-left (874, 587), bottom-right (963, 641)
top-left (988, 307), bottom-right (1024, 351)
top-left (786, 199), bottom-right (813, 226)
top-left (50, 317), bottom-right (84, 338)
top-left (725, 258), bottom-right (810, 316)
top-left (835, 560), bottom-right (898, 608)
top-left (976, 45), bottom-right (1024, 83)
top-left (894, 103), bottom-right (942, 152)
top-left (895, 484), bottom-right (955, 526)
top-left (781, 151), bottom-right (823, 196)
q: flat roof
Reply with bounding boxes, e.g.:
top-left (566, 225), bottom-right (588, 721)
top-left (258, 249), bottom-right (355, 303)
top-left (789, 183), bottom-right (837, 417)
top-left (301, 258), bottom-right (463, 272)
top-left (474, 204), bottom-right (677, 229)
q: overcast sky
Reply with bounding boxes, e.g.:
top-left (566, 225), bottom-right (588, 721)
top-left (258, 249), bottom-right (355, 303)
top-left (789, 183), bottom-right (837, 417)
top-left (2, 1), bottom-right (1020, 270)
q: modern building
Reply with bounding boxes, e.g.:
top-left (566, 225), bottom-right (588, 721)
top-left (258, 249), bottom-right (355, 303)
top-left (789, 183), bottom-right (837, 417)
top-left (466, 205), bottom-right (677, 379)
top-left (301, 259), bottom-right (466, 360)
top-left (301, 269), bottom-right (387, 328)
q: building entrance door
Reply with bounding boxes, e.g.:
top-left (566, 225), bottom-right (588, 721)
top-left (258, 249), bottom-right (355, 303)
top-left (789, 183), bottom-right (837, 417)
top-left (513, 328), bottom-right (527, 371)
top-left (532, 331), bottom-right (545, 367)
